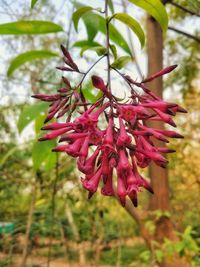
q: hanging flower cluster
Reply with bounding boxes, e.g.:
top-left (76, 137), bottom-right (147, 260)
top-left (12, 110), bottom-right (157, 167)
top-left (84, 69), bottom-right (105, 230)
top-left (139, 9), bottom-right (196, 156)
top-left (33, 45), bottom-right (186, 207)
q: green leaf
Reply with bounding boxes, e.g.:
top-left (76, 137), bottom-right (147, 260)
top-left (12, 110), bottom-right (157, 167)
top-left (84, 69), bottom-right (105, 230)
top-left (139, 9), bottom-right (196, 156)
top-left (108, 0), bottom-right (115, 14)
top-left (32, 140), bottom-right (57, 170)
top-left (7, 50), bottom-right (58, 77)
top-left (82, 12), bottom-right (99, 40)
top-left (82, 82), bottom-right (103, 103)
top-left (35, 114), bottom-right (46, 134)
top-left (110, 13), bottom-right (145, 48)
top-left (99, 15), bottom-right (132, 55)
top-left (128, 0), bottom-right (168, 33)
top-left (80, 46), bottom-right (106, 57)
top-left (111, 56), bottom-right (132, 69)
top-left (31, 0), bottom-right (38, 8)
top-left (0, 21), bottom-right (63, 35)
top-left (72, 6), bottom-right (93, 31)
top-left (110, 44), bottom-right (117, 59)
top-left (18, 102), bottom-right (48, 133)
top-left (74, 3), bottom-right (131, 52)
top-left (73, 40), bottom-right (101, 48)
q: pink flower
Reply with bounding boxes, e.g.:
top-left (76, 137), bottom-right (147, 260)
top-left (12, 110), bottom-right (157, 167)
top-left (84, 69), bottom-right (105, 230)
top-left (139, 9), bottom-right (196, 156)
top-left (82, 167), bottom-right (102, 193)
top-left (33, 45), bottom-right (185, 207)
top-left (117, 117), bottom-right (132, 146)
top-left (117, 173), bottom-right (127, 207)
top-left (77, 148), bottom-right (99, 174)
top-left (101, 168), bottom-right (114, 196)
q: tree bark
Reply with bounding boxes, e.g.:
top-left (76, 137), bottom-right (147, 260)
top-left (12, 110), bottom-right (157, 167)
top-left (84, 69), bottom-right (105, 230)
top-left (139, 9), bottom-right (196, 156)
top-left (146, 15), bottom-right (189, 267)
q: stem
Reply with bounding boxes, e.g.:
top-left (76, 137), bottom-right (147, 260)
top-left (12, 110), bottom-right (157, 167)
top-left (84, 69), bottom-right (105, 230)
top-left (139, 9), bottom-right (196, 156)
top-left (105, 0), bottom-right (111, 91)
top-left (78, 54), bottom-right (106, 87)
top-left (168, 26), bottom-right (200, 43)
top-left (170, 1), bottom-right (200, 17)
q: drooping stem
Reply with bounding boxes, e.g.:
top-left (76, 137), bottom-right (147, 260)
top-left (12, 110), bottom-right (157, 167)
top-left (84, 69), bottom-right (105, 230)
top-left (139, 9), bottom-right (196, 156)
top-left (105, 0), bottom-right (111, 92)
top-left (78, 54), bottom-right (106, 87)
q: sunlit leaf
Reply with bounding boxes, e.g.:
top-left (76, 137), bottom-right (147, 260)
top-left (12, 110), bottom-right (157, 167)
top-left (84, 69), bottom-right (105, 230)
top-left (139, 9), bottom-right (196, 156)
top-left (128, 0), bottom-right (168, 33)
top-left (72, 6), bottom-right (93, 31)
top-left (110, 13), bottom-right (145, 48)
top-left (111, 56), bottom-right (132, 69)
top-left (31, 0), bottom-right (39, 8)
top-left (18, 102), bottom-right (48, 133)
top-left (0, 21), bottom-right (63, 35)
top-left (7, 50), bottom-right (58, 76)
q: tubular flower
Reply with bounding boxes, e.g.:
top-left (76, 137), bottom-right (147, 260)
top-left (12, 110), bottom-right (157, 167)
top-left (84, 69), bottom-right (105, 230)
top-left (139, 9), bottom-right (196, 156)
top-left (32, 45), bottom-right (186, 207)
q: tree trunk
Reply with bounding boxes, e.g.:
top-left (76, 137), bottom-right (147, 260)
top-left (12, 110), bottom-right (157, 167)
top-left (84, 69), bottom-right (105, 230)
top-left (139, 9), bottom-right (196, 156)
top-left (146, 15), bottom-right (189, 267)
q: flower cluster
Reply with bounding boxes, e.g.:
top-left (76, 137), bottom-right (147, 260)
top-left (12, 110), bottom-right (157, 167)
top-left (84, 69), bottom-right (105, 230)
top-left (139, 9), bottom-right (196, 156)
top-left (33, 45), bottom-right (186, 207)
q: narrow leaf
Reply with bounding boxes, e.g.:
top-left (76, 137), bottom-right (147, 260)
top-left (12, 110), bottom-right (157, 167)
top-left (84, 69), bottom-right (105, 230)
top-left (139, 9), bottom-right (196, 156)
top-left (111, 56), bottom-right (132, 69)
top-left (111, 13), bottom-right (145, 48)
top-left (72, 6), bottom-right (93, 31)
top-left (80, 46), bottom-right (106, 57)
top-left (108, 0), bottom-right (115, 14)
top-left (82, 82), bottom-right (103, 103)
top-left (110, 44), bottom-right (117, 59)
top-left (73, 40), bottom-right (101, 48)
top-left (18, 102), bottom-right (48, 133)
top-left (7, 50), bottom-right (58, 76)
top-left (31, 0), bottom-right (38, 8)
top-left (82, 12), bottom-right (99, 40)
top-left (0, 21), bottom-right (63, 35)
top-left (128, 0), bottom-right (168, 33)
top-left (98, 15), bottom-right (132, 54)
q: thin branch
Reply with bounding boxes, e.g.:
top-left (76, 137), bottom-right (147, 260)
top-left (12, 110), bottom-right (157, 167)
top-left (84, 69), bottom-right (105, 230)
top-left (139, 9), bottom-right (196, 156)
top-left (170, 1), bottom-right (200, 17)
top-left (105, 0), bottom-right (111, 91)
top-left (168, 26), bottom-right (200, 43)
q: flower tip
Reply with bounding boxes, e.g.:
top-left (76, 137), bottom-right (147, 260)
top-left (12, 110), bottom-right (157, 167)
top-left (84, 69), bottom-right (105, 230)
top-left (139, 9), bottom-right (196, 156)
top-left (88, 191), bottom-right (95, 200)
top-left (172, 64), bottom-right (178, 69)
top-left (119, 197), bottom-right (126, 207)
top-left (44, 118), bottom-right (51, 124)
top-left (52, 147), bottom-right (59, 152)
top-left (38, 136), bottom-right (46, 141)
top-left (168, 120), bottom-right (177, 128)
top-left (177, 106), bottom-right (187, 113)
